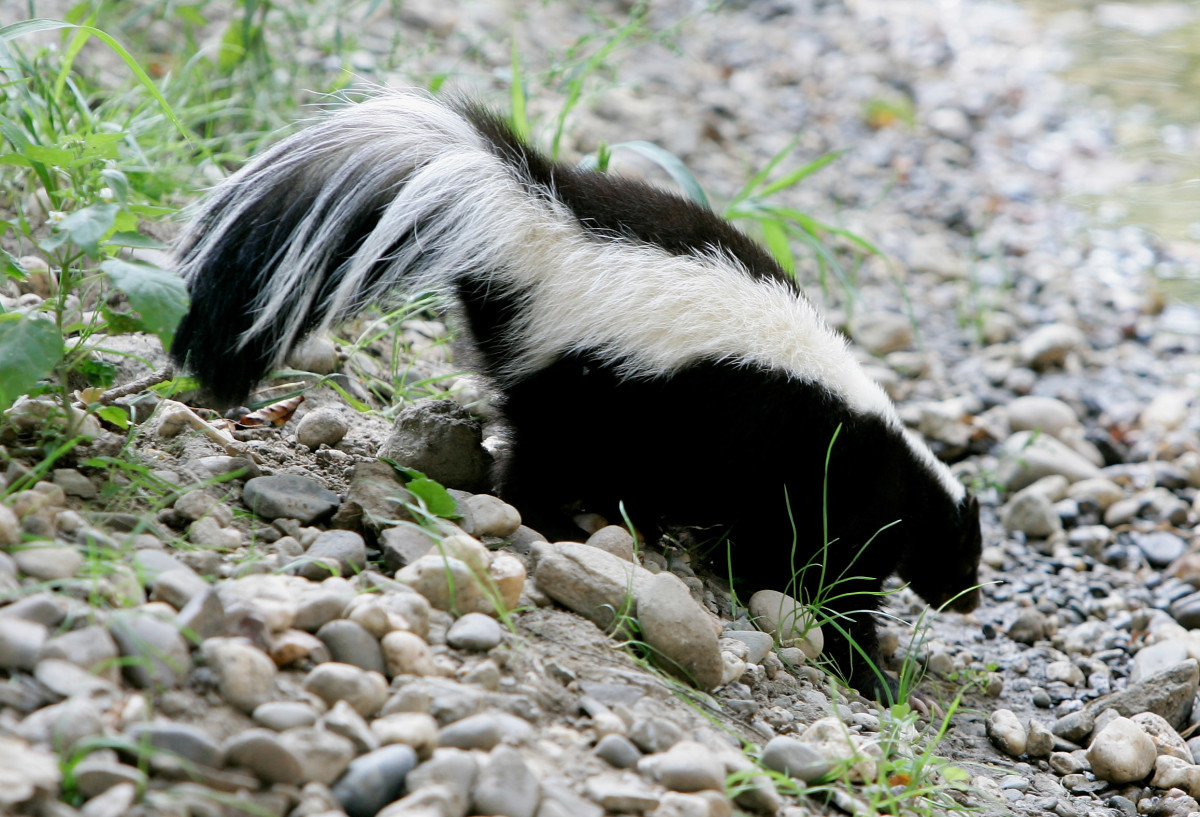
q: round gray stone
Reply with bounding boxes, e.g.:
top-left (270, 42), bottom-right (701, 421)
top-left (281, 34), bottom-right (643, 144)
top-left (446, 613), bottom-right (503, 652)
top-left (243, 475), bottom-right (340, 524)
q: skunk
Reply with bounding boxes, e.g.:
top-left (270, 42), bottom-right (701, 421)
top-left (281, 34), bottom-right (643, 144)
top-left (172, 89), bottom-right (982, 701)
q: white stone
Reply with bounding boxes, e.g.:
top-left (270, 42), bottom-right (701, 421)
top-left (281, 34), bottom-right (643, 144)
top-left (1087, 716), bottom-right (1157, 784)
top-left (986, 709), bottom-right (1027, 757)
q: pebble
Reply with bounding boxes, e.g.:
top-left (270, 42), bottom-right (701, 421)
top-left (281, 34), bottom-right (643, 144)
top-left (463, 494), bottom-right (522, 538)
top-left (287, 335), bottom-right (340, 374)
top-left (446, 612), bottom-right (504, 651)
top-left (0, 504), bottom-right (20, 546)
top-left (331, 744), bottom-right (419, 817)
top-left (380, 524), bottom-right (437, 571)
top-left (799, 716), bottom-right (879, 783)
top-left (322, 699), bottom-right (380, 753)
top-left (1135, 531), bottom-right (1188, 569)
top-left (1026, 720), bottom-right (1055, 758)
top-left (108, 612), bottom-right (192, 689)
top-left (1087, 660), bottom-right (1199, 730)
top-left (404, 747), bottom-right (478, 810)
top-left (595, 734), bottom-right (642, 768)
top-left (760, 735), bottom-right (833, 782)
top-left (80, 781), bottom-right (136, 817)
top-left (34, 657), bottom-right (117, 698)
top-left (224, 728), bottom-right (303, 784)
top-left (126, 721), bottom-right (225, 768)
top-left (1046, 660), bottom-right (1084, 686)
top-left (996, 431), bottom-right (1102, 492)
top-left (1018, 323), bottom-right (1085, 368)
top-left (173, 489), bottom-right (232, 524)
top-left (378, 399), bottom-right (490, 491)
top-left (302, 662), bottom-right (389, 717)
top-left (370, 712), bottom-right (439, 756)
top-left (1001, 490), bottom-right (1062, 538)
top-left (0, 735), bottom-right (60, 807)
top-left (1007, 608), bottom-right (1050, 645)
top-left (438, 711), bottom-right (535, 750)
top-left (291, 528), bottom-right (367, 580)
top-left (473, 744), bottom-right (541, 817)
top-left (296, 407), bottom-right (349, 449)
top-left (200, 637), bottom-right (277, 713)
top-left (726, 632), bottom-right (774, 668)
top-left (637, 571), bottom-right (724, 690)
top-left (853, 311), bottom-right (913, 355)
top-left (630, 716), bottom-right (685, 754)
top-left (1087, 716), bottom-right (1157, 784)
top-left (585, 525), bottom-right (638, 563)
top-left (316, 619), bottom-right (388, 674)
top-left (253, 701), bottom-right (320, 731)
top-left (987, 709), bottom-right (1028, 757)
top-left (1132, 712), bottom-right (1193, 762)
top-left (381, 629), bottom-right (438, 677)
top-left (747, 589), bottom-right (822, 659)
top-left (278, 726), bottom-right (357, 785)
top-left (1006, 395), bottom-right (1080, 438)
top-left (583, 773), bottom-right (661, 814)
top-left (0, 618), bottom-right (47, 670)
top-left (243, 474), bottom-right (341, 524)
top-left (13, 543), bottom-right (83, 581)
top-left (640, 740), bottom-right (725, 793)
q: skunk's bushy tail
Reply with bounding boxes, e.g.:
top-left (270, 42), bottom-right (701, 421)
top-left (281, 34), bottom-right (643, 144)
top-left (172, 90), bottom-right (537, 404)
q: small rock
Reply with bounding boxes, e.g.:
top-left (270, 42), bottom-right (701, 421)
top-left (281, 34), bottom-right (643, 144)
top-left (0, 618), bottom-right (47, 670)
top-left (13, 543), bottom-right (83, 581)
top-left (473, 744), bottom-right (541, 817)
top-left (243, 474), bottom-right (341, 524)
top-left (175, 586), bottom-right (226, 641)
top-left (278, 726), bottom-right (357, 786)
top-left (1018, 323), bottom-right (1085, 368)
top-left (446, 612), bottom-right (504, 651)
top-left (1132, 642), bottom-right (1191, 684)
top-left (1026, 720), bottom-right (1055, 758)
top-left (747, 589), bottom-right (822, 659)
top-left (287, 336), bottom-right (340, 374)
top-left (639, 740), bottom-right (725, 793)
top-left (380, 524), bottom-right (437, 572)
top-left (405, 746), bottom-right (478, 810)
top-left (290, 529), bottom-right (367, 580)
top-left (321, 699), bottom-right (379, 753)
top-left (997, 431), bottom-right (1102, 492)
top-left (126, 721), bottom-right (224, 768)
top-left (201, 637), bottom-right (277, 713)
top-left (108, 612), bottom-right (192, 689)
top-left (853, 312), bottom-right (913, 355)
top-left (1007, 608), bottom-right (1050, 645)
top-left (1152, 756), bottom-right (1200, 798)
top-left (1085, 660), bottom-right (1199, 730)
top-left (1001, 491), bottom-right (1062, 538)
top-left (52, 468), bottom-right (96, 499)
top-left (1134, 531), bottom-right (1188, 569)
top-left (79, 781), bottom-right (136, 817)
top-left (253, 701), bottom-right (320, 731)
top-left (302, 662), bottom-right (389, 717)
top-left (723, 630), bottom-right (775, 665)
top-left (1131, 712), bottom-right (1193, 762)
top-left (630, 716), bottom-right (684, 754)
top-left (438, 711), bottom-right (535, 750)
top-left (596, 734), bottom-right (642, 768)
top-left (586, 525), bottom-right (637, 563)
top-left (583, 773), bottom-right (661, 814)
top-left (987, 709), bottom-right (1028, 757)
top-left (316, 619), bottom-right (388, 674)
top-left (464, 494), bottom-right (522, 538)
top-left (1087, 716), bottom-right (1157, 784)
top-left (370, 712), bottom-right (439, 757)
top-left (799, 716), bottom-right (879, 783)
top-left (1006, 396), bottom-right (1080, 438)
top-left (381, 629), bottom-right (437, 677)
top-left (1046, 660), bottom-right (1084, 686)
top-left (378, 400), bottom-right (490, 491)
top-left (760, 735), bottom-right (833, 782)
top-left (296, 408), bottom-right (349, 450)
top-left (331, 744), bottom-right (419, 817)
top-left (224, 728), bottom-right (304, 784)
top-left (1053, 710), bottom-right (1096, 743)
top-left (0, 735), bottom-right (60, 808)
top-left (637, 571), bottom-right (724, 690)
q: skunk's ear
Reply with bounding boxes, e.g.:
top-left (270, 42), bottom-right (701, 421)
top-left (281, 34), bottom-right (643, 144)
top-left (962, 494), bottom-right (979, 525)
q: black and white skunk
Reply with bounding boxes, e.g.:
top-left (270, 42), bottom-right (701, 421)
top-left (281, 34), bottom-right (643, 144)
top-left (172, 89), bottom-right (982, 701)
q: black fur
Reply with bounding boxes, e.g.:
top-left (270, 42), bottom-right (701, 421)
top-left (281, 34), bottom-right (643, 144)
top-left (171, 92), bottom-right (983, 701)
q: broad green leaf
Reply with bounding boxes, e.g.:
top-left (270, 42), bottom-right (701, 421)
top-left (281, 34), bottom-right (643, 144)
top-left (1, 249), bottom-right (24, 280)
top-left (57, 203), bottom-right (119, 257)
top-left (100, 259), bottom-right (189, 351)
top-left (108, 231), bottom-right (167, 250)
top-left (385, 461), bottom-right (460, 519)
top-left (407, 476), bottom-right (458, 518)
top-left (96, 404), bottom-right (129, 429)
top-left (24, 144), bottom-right (73, 166)
top-left (0, 313), bottom-right (63, 411)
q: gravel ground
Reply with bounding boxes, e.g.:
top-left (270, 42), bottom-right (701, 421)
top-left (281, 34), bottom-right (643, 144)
top-left (3, 1), bottom-right (1200, 816)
